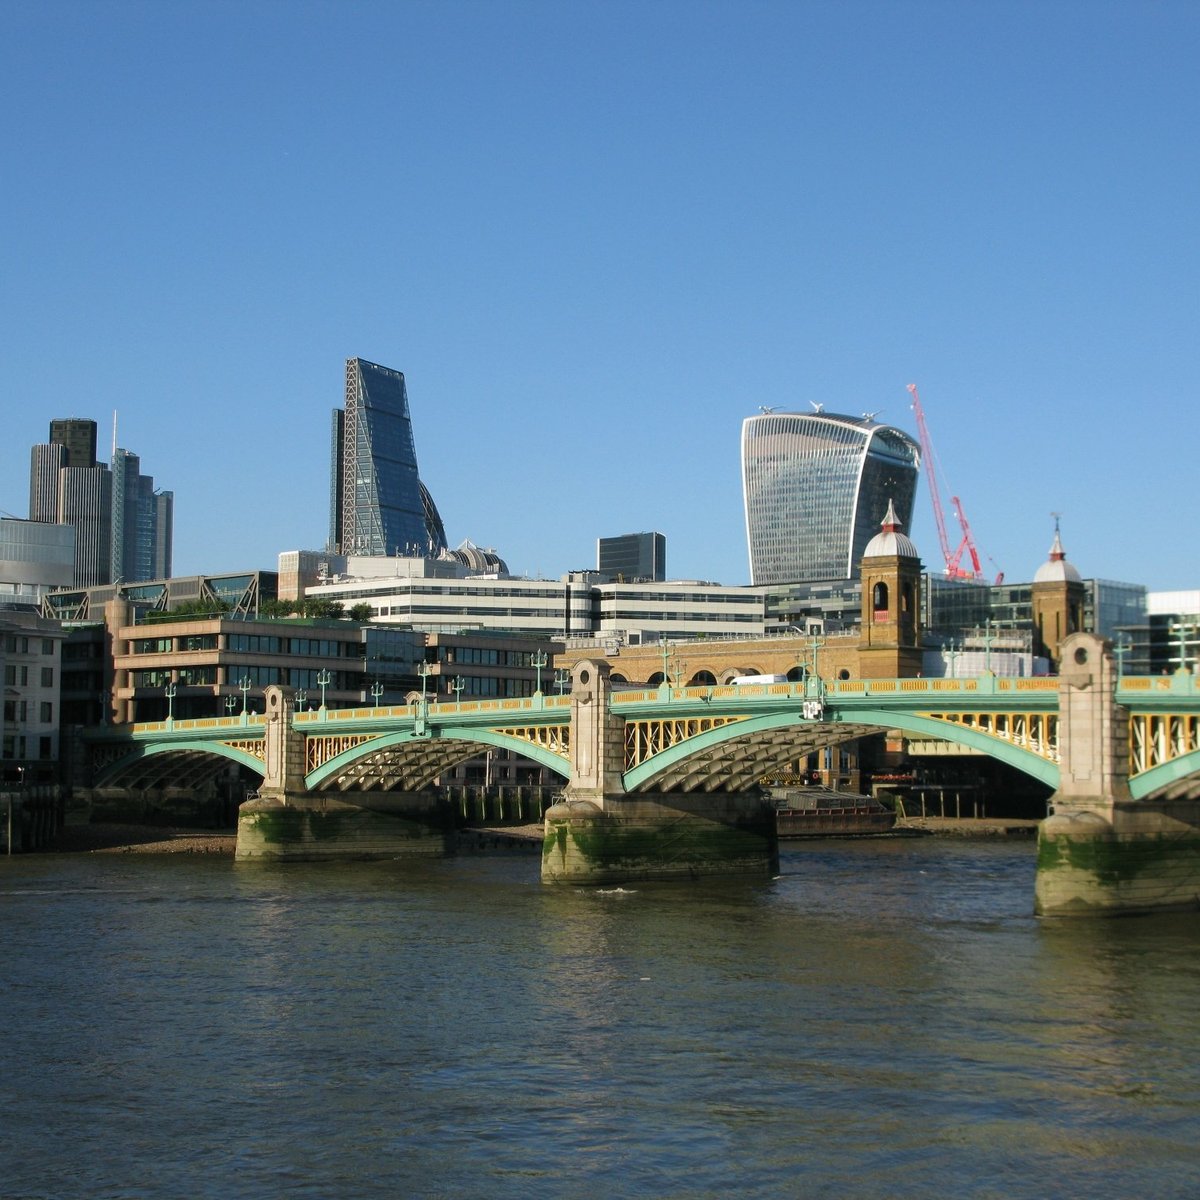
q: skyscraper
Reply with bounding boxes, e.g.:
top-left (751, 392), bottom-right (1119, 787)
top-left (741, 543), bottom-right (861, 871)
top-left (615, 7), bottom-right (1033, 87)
top-left (27, 419), bottom-right (172, 587)
top-left (111, 449), bottom-right (173, 583)
top-left (329, 357), bottom-right (447, 557)
top-left (741, 409), bottom-right (920, 585)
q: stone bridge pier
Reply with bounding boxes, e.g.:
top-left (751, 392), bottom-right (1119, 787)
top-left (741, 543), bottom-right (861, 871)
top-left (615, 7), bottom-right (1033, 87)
top-left (1035, 633), bottom-right (1200, 916)
top-left (235, 686), bottom-right (452, 861)
top-left (541, 660), bottom-right (779, 884)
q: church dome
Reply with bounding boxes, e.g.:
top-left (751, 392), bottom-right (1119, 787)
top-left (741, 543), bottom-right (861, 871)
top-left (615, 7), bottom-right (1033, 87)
top-left (1033, 529), bottom-right (1082, 584)
top-left (863, 499), bottom-right (919, 559)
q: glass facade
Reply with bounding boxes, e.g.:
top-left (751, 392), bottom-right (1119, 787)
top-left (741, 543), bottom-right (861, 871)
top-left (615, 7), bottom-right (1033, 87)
top-left (329, 358), bottom-right (448, 558)
top-left (110, 449), bottom-right (172, 584)
top-left (741, 412), bottom-right (920, 585)
top-left (597, 532), bottom-right (666, 582)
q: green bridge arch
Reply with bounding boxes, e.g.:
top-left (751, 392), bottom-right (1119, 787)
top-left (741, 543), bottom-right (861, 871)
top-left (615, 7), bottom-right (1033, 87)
top-left (1129, 749), bottom-right (1200, 800)
top-left (622, 707), bottom-right (1062, 793)
top-left (94, 739), bottom-right (268, 787)
top-left (305, 727), bottom-right (570, 791)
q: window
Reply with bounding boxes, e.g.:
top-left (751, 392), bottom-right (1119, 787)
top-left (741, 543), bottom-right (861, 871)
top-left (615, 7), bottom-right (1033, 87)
top-left (41, 667), bottom-right (54, 688)
top-left (40, 702), bottom-right (52, 723)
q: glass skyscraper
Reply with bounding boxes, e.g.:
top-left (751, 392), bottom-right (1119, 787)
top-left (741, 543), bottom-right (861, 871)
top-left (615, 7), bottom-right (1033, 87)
top-left (27, 419), bottom-right (172, 588)
top-left (329, 358), bottom-right (447, 558)
top-left (741, 410), bottom-right (921, 585)
top-left (111, 449), bottom-right (173, 583)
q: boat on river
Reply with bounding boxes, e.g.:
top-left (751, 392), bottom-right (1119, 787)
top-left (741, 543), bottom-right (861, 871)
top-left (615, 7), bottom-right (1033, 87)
top-left (771, 786), bottom-right (897, 839)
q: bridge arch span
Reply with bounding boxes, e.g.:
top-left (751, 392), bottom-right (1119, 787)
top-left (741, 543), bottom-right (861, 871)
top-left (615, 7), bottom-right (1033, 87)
top-left (1130, 749), bottom-right (1200, 800)
top-left (306, 728), bottom-right (570, 792)
top-left (95, 741), bottom-right (267, 788)
top-left (623, 708), bottom-right (1061, 794)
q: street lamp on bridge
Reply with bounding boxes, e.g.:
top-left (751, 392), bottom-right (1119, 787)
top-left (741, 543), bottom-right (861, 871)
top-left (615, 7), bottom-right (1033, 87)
top-left (531, 649), bottom-right (548, 695)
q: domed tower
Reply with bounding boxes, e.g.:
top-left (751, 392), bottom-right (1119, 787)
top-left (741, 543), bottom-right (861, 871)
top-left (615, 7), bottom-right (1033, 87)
top-left (858, 499), bottom-right (924, 678)
top-left (1031, 520), bottom-right (1085, 670)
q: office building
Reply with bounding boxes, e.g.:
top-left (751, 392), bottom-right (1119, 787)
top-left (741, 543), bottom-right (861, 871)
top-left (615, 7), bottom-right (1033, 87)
top-left (0, 517), bottom-right (75, 610)
top-left (27, 419), bottom-right (172, 588)
top-left (111, 449), bottom-right (174, 583)
top-left (1116, 591), bottom-right (1199, 676)
top-left (741, 409), bottom-right (920, 585)
top-left (329, 358), bottom-right (448, 558)
top-left (295, 552), bottom-right (765, 643)
top-left (597, 531), bottom-right (666, 582)
top-left (48, 418), bottom-right (97, 469)
top-left (1, 611), bottom-right (67, 777)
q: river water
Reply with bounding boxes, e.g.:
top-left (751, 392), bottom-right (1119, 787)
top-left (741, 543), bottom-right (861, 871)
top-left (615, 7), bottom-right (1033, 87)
top-left (3, 838), bottom-right (1199, 1199)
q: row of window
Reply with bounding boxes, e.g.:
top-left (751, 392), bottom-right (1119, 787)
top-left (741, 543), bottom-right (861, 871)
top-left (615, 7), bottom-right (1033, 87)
top-left (439, 647), bottom-right (544, 667)
top-left (4, 635), bottom-right (56, 656)
top-left (3, 701), bottom-right (53, 723)
top-left (4, 666), bottom-right (54, 688)
top-left (131, 634), bottom-right (359, 657)
top-left (131, 668), bottom-right (361, 690)
top-left (1, 734), bottom-right (54, 760)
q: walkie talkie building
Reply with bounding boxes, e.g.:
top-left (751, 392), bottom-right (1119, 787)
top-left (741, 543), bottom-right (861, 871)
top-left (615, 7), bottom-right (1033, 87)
top-left (741, 410), bottom-right (920, 585)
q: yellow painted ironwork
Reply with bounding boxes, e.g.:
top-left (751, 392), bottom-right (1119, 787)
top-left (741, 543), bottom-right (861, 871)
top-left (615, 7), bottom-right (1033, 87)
top-left (624, 716), bottom-right (748, 771)
top-left (1129, 713), bottom-right (1199, 774)
top-left (493, 724), bottom-right (570, 757)
top-left (921, 711), bottom-right (1060, 763)
top-left (221, 738), bottom-right (266, 764)
top-left (305, 733), bottom-right (382, 774)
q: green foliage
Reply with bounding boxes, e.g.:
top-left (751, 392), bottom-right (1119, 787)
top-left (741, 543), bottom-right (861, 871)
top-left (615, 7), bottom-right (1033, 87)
top-left (347, 603), bottom-right (375, 622)
top-left (143, 597), bottom-right (231, 623)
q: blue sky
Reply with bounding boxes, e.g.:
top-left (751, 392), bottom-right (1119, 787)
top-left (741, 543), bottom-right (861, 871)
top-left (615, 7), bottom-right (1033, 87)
top-left (1, 0), bottom-right (1195, 591)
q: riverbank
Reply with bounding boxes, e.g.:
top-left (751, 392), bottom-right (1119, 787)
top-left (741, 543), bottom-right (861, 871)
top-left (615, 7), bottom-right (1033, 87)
top-left (49, 823), bottom-right (238, 855)
top-left (30, 816), bottom-right (1041, 856)
top-left (896, 816), bottom-right (1041, 839)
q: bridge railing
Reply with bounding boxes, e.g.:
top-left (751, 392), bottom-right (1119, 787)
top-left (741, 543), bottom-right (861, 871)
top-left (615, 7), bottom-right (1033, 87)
top-left (609, 675), bottom-right (1062, 706)
top-left (1118, 673), bottom-right (1199, 699)
top-left (292, 693), bottom-right (573, 724)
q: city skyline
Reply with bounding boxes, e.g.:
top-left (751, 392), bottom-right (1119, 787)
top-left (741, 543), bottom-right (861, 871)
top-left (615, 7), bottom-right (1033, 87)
top-left (1, 3), bottom-right (1196, 591)
top-left (27, 418), bottom-right (172, 588)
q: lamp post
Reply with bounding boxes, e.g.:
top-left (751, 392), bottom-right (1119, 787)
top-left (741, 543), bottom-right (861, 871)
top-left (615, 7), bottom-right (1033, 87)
top-left (418, 662), bottom-right (433, 704)
top-left (553, 667), bottom-right (571, 695)
top-left (451, 676), bottom-right (465, 706)
top-left (225, 694), bottom-right (237, 718)
top-left (370, 680), bottom-right (384, 706)
top-left (295, 689), bottom-right (308, 713)
top-left (531, 649), bottom-right (548, 695)
top-left (317, 668), bottom-right (331, 712)
top-left (239, 676), bottom-right (252, 719)
top-left (164, 681), bottom-right (177, 724)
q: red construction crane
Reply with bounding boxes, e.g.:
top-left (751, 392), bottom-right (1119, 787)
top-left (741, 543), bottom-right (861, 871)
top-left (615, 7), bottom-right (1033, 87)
top-left (906, 383), bottom-right (1002, 583)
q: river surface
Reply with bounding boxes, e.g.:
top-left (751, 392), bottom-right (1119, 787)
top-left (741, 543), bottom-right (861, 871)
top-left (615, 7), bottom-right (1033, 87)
top-left (3, 838), bottom-right (1199, 1199)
